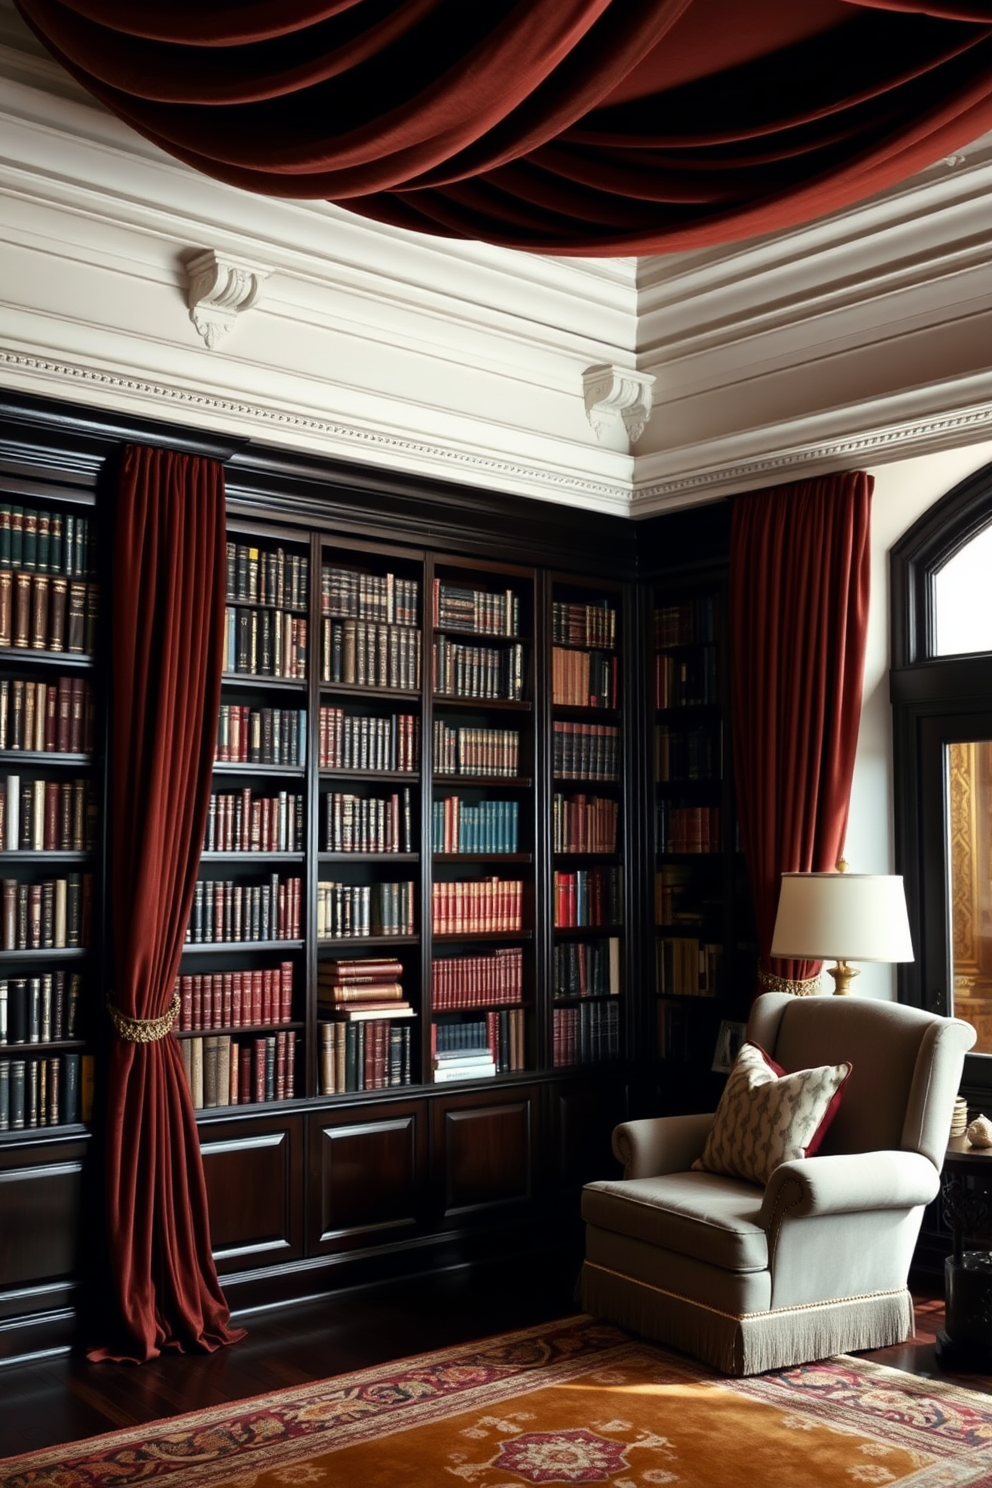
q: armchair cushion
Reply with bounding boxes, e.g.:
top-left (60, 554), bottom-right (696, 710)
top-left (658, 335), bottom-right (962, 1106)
top-left (583, 1171), bottom-right (768, 1272)
top-left (692, 1041), bottom-right (851, 1186)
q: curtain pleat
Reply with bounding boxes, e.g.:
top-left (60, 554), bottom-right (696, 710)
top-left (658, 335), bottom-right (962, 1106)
top-left (89, 445), bottom-right (244, 1362)
top-left (14, 0), bottom-right (992, 254)
top-left (729, 472), bottom-right (873, 997)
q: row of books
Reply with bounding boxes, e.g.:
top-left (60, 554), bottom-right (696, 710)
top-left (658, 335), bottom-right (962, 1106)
top-left (1, 776), bottom-right (96, 853)
top-left (657, 803), bottom-right (721, 854)
top-left (0, 1051), bottom-right (88, 1130)
top-left (205, 789), bottom-right (304, 855)
top-left (432, 638), bottom-right (525, 701)
top-left (175, 963), bottom-right (294, 1031)
top-left (0, 969), bottom-right (82, 1044)
top-left (655, 648), bottom-right (718, 709)
top-left (552, 721), bottom-right (619, 781)
top-left (432, 797), bottom-right (519, 855)
top-left (432, 1009), bottom-right (527, 1077)
top-left (216, 705), bottom-right (307, 767)
top-left (321, 619), bottom-right (421, 690)
top-left (433, 578), bottom-right (520, 637)
top-left (655, 724), bottom-right (720, 782)
top-left (179, 1030), bottom-right (297, 1109)
top-left (551, 646), bottom-right (618, 709)
top-left (0, 505), bottom-right (94, 577)
top-left (654, 597), bottom-right (716, 648)
top-left (553, 937), bottom-right (621, 999)
top-left (185, 876), bottom-right (302, 945)
top-left (432, 878), bottom-right (522, 935)
top-left (552, 793), bottom-right (617, 854)
top-left (322, 566), bottom-right (419, 626)
top-left (551, 599), bottom-right (616, 649)
top-left (656, 936), bottom-right (722, 996)
top-left (1, 873), bottom-right (92, 950)
top-left (0, 677), bottom-right (95, 755)
top-left (316, 880), bottom-right (415, 939)
top-left (226, 542), bottom-right (308, 612)
top-left (431, 946), bottom-right (523, 1009)
top-left (433, 722), bottom-right (520, 778)
top-left (319, 1019), bottom-right (414, 1092)
top-left (553, 1001), bottom-right (621, 1066)
top-left (318, 708), bottom-right (418, 773)
top-left (553, 868), bottom-right (623, 928)
top-left (223, 606), bottom-right (307, 680)
top-left (0, 573), bottom-right (96, 655)
top-left (655, 866), bottom-right (718, 927)
top-left (323, 788), bottom-right (413, 854)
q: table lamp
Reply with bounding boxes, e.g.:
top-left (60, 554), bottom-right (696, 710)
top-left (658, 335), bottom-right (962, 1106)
top-left (770, 863), bottom-right (915, 995)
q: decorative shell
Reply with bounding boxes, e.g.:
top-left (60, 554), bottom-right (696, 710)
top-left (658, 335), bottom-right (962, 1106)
top-left (966, 1114), bottom-right (992, 1149)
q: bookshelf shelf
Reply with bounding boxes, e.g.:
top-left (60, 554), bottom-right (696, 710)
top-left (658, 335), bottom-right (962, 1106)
top-left (0, 651), bottom-right (95, 670)
top-left (181, 939), bottom-right (306, 955)
top-left (553, 924), bottom-right (623, 937)
top-left (0, 945), bottom-right (90, 964)
top-left (432, 930), bottom-right (533, 944)
top-left (433, 853), bottom-right (532, 864)
top-left (432, 696), bottom-right (531, 712)
top-left (0, 851), bottom-right (90, 865)
top-left (212, 762), bottom-right (306, 778)
top-left (221, 672), bottom-right (306, 692)
top-left (200, 851), bottom-right (306, 865)
top-left (433, 774), bottom-right (531, 789)
top-left (319, 851), bottom-right (419, 864)
top-left (176, 1021), bottom-right (305, 1038)
top-left (321, 683), bottom-right (421, 701)
top-left (0, 752), bottom-right (92, 767)
top-left (318, 768), bottom-right (417, 784)
top-left (316, 934), bottom-right (420, 948)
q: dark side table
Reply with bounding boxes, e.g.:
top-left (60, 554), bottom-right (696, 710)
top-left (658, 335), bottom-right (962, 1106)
top-left (935, 1136), bottom-right (992, 1371)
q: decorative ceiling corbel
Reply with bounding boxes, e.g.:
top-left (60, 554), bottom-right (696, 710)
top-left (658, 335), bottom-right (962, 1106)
top-left (185, 249), bottom-right (273, 350)
top-left (582, 364), bottom-right (655, 453)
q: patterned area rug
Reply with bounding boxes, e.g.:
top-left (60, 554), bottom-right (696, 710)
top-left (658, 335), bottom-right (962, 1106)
top-left (6, 1316), bottom-right (992, 1487)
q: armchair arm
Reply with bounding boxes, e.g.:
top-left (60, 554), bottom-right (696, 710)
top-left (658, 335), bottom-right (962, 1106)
top-left (760, 1150), bottom-right (940, 1227)
top-left (612, 1112), bottom-right (714, 1179)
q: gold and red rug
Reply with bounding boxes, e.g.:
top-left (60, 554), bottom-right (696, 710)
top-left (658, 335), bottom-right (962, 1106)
top-left (6, 1316), bottom-right (992, 1487)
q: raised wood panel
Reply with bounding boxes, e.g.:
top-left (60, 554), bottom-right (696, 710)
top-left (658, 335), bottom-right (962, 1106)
top-left (307, 1104), bottom-right (426, 1253)
top-left (549, 1079), bottom-right (628, 1193)
top-left (200, 1116), bottom-right (302, 1269)
top-left (0, 1158), bottom-right (82, 1290)
top-left (435, 1091), bottom-right (536, 1219)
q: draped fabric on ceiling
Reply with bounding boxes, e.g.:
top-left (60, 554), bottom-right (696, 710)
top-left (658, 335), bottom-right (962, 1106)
top-left (729, 472), bottom-right (873, 1000)
top-left (90, 446), bottom-right (244, 1362)
top-left (14, 0), bottom-right (992, 255)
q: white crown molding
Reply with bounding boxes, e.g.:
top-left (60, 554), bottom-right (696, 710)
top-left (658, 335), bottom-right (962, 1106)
top-left (0, 348), bottom-right (634, 515)
top-left (185, 250), bottom-right (272, 350)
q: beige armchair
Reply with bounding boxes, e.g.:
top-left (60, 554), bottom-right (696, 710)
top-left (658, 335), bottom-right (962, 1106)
top-left (580, 992), bottom-right (976, 1376)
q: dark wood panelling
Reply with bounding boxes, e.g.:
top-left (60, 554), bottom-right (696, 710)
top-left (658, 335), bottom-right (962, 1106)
top-left (0, 1144), bottom-right (85, 1292)
top-left (434, 1088), bottom-right (536, 1218)
top-left (200, 1115), bottom-right (302, 1268)
top-left (548, 1078), bottom-right (627, 1193)
top-left (307, 1102), bottom-right (426, 1252)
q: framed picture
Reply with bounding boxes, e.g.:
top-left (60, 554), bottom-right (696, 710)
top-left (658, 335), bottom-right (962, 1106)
top-left (711, 1019), bottom-right (747, 1073)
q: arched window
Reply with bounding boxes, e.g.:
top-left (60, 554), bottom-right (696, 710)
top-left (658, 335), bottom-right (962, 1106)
top-left (892, 461), bottom-right (992, 1102)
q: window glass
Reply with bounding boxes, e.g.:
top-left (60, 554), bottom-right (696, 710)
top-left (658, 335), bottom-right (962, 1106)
top-left (933, 523), bottom-right (992, 656)
top-left (946, 740), bottom-right (992, 1054)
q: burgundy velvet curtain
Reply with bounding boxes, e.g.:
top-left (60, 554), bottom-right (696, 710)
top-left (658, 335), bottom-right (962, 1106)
top-left (729, 472), bottom-right (872, 998)
top-left (14, 0), bottom-right (992, 255)
top-left (90, 445), bottom-right (243, 1362)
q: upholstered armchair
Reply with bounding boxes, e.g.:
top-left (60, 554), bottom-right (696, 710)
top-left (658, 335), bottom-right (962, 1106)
top-left (580, 992), bottom-right (976, 1376)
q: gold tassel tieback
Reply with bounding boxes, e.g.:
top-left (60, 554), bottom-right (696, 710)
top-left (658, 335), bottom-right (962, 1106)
top-left (759, 968), bottom-right (822, 998)
top-left (107, 992), bottom-right (180, 1043)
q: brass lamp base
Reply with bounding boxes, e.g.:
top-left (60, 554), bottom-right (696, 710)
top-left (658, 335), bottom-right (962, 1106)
top-left (826, 959), bottom-right (860, 996)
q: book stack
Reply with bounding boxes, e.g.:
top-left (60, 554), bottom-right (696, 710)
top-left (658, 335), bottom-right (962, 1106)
top-left (656, 937), bottom-right (722, 996)
top-left (1, 776), bottom-right (95, 852)
top-left (180, 1030), bottom-right (297, 1108)
top-left (0, 677), bottom-right (94, 753)
top-left (552, 599), bottom-right (616, 648)
top-left (322, 565), bottom-right (419, 625)
top-left (553, 1001), bottom-right (620, 1066)
top-left (655, 724), bottom-right (720, 781)
top-left (175, 962), bottom-right (293, 1031)
top-left (1, 873), bottom-right (91, 949)
top-left (552, 938), bottom-right (620, 998)
top-left (553, 868), bottom-right (623, 928)
top-left (654, 597), bottom-right (715, 647)
top-left (317, 957), bottom-right (415, 1094)
top-left (431, 947), bottom-right (523, 1009)
top-left (657, 802), bottom-right (720, 853)
top-left (227, 542), bottom-right (308, 611)
top-left (223, 605), bottom-right (307, 680)
top-left (205, 789), bottom-right (305, 853)
top-left (433, 578), bottom-right (519, 636)
top-left (655, 647), bottom-right (718, 708)
top-left (433, 721), bottom-right (520, 777)
top-left (0, 506), bottom-right (97, 655)
top-left (321, 619), bottom-right (421, 690)
top-left (432, 878), bottom-right (523, 935)
top-left (318, 708), bottom-right (418, 772)
top-left (0, 1050), bottom-right (87, 1130)
top-left (552, 721), bottom-right (619, 780)
top-left (316, 881), bottom-right (415, 938)
top-left (551, 646), bottom-right (617, 708)
top-left (215, 705), bottom-right (307, 767)
top-left (185, 875), bottom-right (302, 944)
top-left (552, 793), bottom-right (617, 853)
top-left (432, 797), bottom-right (519, 854)
top-left (323, 788), bottom-right (413, 853)
top-left (432, 637), bottom-right (524, 700)
top-left (432, 1019), bottom-right (496, 1082)
top-left (0, 968), bottom-right (82, 1043)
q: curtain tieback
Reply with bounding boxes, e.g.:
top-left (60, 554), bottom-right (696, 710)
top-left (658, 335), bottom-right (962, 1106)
top-left (759, 968), bottom-right (822, 998)
top-left (107, 992), bottom-right (180, 1043)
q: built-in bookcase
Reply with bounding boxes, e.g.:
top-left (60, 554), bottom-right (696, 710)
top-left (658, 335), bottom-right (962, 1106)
top-left (177, 527), bottom-right (310, 1111)
top-left (652, 581), bottom-right (753, 1075)
top-left (549, 576), bottom-right (625, 1071)
top-left (0, 496), bottom-right (100, 1134)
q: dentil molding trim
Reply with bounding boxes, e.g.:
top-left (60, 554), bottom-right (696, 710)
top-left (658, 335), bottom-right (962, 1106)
top-left (185, 249), bottom-right (272, 349)
top-left (0, 349), bottom-right (633, 514)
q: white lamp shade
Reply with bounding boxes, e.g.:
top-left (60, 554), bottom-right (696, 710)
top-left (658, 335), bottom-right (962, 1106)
top-left (770, 872), bottom-right (915, 963)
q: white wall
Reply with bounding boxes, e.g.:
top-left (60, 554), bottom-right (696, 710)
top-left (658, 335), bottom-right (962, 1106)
top-left (843, 439), bottom-right (992, 996)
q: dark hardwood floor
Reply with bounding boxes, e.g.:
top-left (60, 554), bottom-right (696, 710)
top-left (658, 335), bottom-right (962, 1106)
top-left (1, 1259), bottom-right (988, 1463)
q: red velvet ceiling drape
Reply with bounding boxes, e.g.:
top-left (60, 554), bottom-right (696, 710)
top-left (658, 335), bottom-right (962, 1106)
top-left (15, 0), bottom-right (992, 255)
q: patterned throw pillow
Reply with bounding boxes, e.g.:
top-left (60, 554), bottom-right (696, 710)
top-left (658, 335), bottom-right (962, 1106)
top-left (692, 1041), bottom-right (851, 1187)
